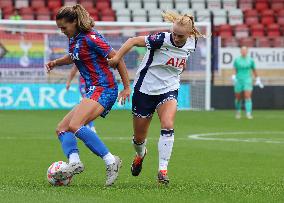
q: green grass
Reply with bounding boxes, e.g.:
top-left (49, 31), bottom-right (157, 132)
top-left (1, 110), bottom-right (284, 203)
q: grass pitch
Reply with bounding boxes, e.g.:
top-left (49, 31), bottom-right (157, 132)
top-left (1, 110), bottom-right (284, 203)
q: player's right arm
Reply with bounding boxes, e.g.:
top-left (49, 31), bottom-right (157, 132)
top-left (45, 54), bottom-right (73, 73)
top-left (108, 36), bottom-right (146, 68)
top-left (231, 59), bottom-right (237, 83)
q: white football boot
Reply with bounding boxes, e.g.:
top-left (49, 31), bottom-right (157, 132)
top-left (105, 156), bottom-right (122, 186)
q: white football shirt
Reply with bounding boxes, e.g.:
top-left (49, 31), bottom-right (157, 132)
top-left (133, 32), bottom-right (197, 95)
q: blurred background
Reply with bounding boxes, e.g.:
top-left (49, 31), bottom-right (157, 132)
top-left (0, 0), bottom-right (283, 110)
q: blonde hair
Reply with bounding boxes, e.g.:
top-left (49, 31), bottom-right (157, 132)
top-left (162, 10), bottom-right (204, 38)
top-left (56, 4), bottom-right (94, 33)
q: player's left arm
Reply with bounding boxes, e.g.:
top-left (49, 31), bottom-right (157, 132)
top-left (251, 59), bottom-right (264, 88)
top-left (108, 36), bottom-right (146, 68)
top-left (66, 65), bottom-right (78, 90)
top-left (108, 50), bottom-right (131, 105)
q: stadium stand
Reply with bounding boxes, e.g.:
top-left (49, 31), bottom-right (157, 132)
top-left (0, 0), bottom-right (283, 47)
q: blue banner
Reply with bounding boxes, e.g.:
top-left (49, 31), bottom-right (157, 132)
top-left (0, 83), bottom-right (190, 110)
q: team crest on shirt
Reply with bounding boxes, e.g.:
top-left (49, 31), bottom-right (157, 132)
top-left (90, 35), bottom-right (96, 40)
top-left (150, 33), bottom-right (161, 41)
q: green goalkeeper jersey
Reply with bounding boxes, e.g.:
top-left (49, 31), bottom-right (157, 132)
top-left (233, 56), bottom-right (255, 81)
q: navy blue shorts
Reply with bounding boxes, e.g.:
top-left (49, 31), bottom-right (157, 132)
top-left (85, 86), bottom-right (118, 118)
top-left (132, 90), bottom-right (178, 118)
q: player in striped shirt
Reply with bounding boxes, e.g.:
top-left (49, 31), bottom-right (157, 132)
top-left (108, 11), bottom-right (203, 184)
top-left (46, 4), bottom-right (130, 186)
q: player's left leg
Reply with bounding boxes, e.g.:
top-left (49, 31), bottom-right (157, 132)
top-left (53, 106), bottom-right (84, 180)
top-left (234, 81), bottom-right (243, 119)
top-left (243, 80), bottom-right (253, 119)
top-left (244, 90), bottom-right (253, 119)
top-left (69, 86), bottom-right (121, 186)
top-left (156, 96), bottom-right (177, 184)
top-left (80, 85), bottom-right (96, 132)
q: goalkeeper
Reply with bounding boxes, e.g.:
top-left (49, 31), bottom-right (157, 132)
top-left (232, 46), bottom-right (263, 119)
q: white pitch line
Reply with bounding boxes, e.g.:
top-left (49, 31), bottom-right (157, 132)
top-left (188, 131), bottom-right (284, 144)
top-left (0, 136), bottom-right (188, 141)
top-left (1, 131), bottom-right (284, 144)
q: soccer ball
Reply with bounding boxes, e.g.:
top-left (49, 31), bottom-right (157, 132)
top-left (47, 161), bottom-right (72, 186)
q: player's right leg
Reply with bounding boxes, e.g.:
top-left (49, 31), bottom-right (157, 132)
top-left (234, 82), bottom-right (243, 119)
top-left (54, 106), bottom-right (84, 179)
top-left (131, 116), bottom-right (152, 176)
top-left (131, 90), bottom-right (155, 176)
top-left (234, 93), bottom-right (242, 119)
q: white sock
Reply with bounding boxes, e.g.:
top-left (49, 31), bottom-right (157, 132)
top-left (102, 152), bottom-right (115, 166)
top-left (158, 129), bottom-right (174, 171)
top-left (132, 137), bottom-right (147, 157)
top-left (69, 153), bottom-right (81, 164)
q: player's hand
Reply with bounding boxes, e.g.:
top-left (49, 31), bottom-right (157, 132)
top-left (107, 57), bottom-right (120, 69)
top-left (45, 60), bottom-right (57, 73)
top-left (117, 87), bottom-right (131, 105)
top-left (231, 74), bottom-right (237, 84)
top-left (255, 77), bottom-right (264, 88)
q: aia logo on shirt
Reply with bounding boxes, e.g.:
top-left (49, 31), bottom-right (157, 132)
top-left (166, 58), bottom-right (186, 69)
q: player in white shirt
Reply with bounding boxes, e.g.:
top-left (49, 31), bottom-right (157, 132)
top-left (108, 11), bottom-right (204, 184)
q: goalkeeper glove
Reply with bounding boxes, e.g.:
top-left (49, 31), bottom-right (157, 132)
top-left (231, 74), bottom-right (237, 84)
top-left (255, 77), bottom-right (264, 88)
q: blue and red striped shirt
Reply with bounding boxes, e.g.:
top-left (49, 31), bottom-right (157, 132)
top-left (69, 29), bottom-right (117, 89)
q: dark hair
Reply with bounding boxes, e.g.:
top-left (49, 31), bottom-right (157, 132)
top-left (56, 4), bottom-right (94, 33)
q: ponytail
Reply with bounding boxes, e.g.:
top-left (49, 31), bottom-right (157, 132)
top-left (162, 10), bottom-right (205, 38)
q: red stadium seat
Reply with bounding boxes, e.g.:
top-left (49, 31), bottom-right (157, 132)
top-left (37, 14), bottom-right (51, 20)
top-left (21, 14), bottom-right (35, 20)
top-left (256, 37), bottom-right (271, 47)
top-left (255, 0), bottom-right (269, 12)
top-left (276, 9), bottom-right (284, 26)
top-left (239, 0), bottom-right (253, 10)
top-left (48, 0), bottom-right (61, 10)
top-left (219, 24), bottom-right (233, 37)
top-left (34, 7), bottom-right (51, 15)
top-left (235, 24), bottom-right (249, 38)
top-left (19, 7), bottom-right (33, 15)
top-left (270, 37), bottom-right (284, 47)
top-left (222, 37), bottom-right (239, 47)
top-left (271, 1), bottom-right (284, 12)
top-left (251, 24), bottom-right (265, 37)
top-left (100, 15), bottom-right (115, 21)
top-left (0, 0), bottom-right (13, 8)
top-left (86, 8), bottom-right (98, 16)
top-left (31, 0), bottom-right (46, 9)
top-left (244, 9), bottom-right (259, 25)
top-left (267, 24), bottom-right (281, 36)
top-left (100, 9), bottom-right (115, 16)
top-left (79, 1), bottom-right (94, 9)
top-left (95, 1), bottom-right (110, 11)
top-left (239, 37), bottom-right (255, 47)
top-left (261, 10), bottom-right (275, 25)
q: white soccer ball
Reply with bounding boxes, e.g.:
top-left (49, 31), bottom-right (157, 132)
top-left (47, 161), bottom-right (72, 186)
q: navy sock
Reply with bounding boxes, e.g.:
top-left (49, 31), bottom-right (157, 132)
top-left (75, 126), bottom-right (109, 157)
top-left (58, 131), bottom-right (79, 158)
